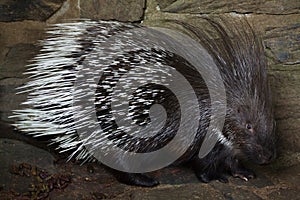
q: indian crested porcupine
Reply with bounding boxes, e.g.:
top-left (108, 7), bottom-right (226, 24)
top-left (12, 18), bottom-right (276, 187)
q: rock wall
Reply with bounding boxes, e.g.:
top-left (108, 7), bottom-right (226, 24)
top-left (0, 0), bottom-right (145, 125)
top-left (0, 0), bottom-right (299, 166)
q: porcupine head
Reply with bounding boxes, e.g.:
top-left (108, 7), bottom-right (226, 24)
top-left (193, 19), bottom-right (278, 165)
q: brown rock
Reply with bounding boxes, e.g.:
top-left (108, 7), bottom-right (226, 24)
top-left (0, 44), bottom-right (40, 122)
top-left (156, 0), bottom-right (177, 10)
top-left (264, 24), bottom-right (300, 65)
top-left (131, 184), bottom-right (225, 200)
top-left (0, 139), bottom-right (56, 192)
top-left (80, 0), bottom-right (146, 22)
top-left (267, 187), bottom-right (300, 200)
top-left (0, 21), bottom-right (45, 47)
top-left (0, 43), bottom-right (40, 78)
top-left (47, 0), bottom-right (80, 23)
top-left (160, 0), bottom-right (300, 15)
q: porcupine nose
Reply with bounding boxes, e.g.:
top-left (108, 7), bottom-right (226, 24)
top-left (258, 149), bottom-right (276, 164)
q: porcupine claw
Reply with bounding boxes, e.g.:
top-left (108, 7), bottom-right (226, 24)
top-left (232, 169), bottom-right (256, 181)
top-left (113, 171), bottom-right (159, 187)
top-left (230, 160), bottom-right (256, 181)
top-left (196, 171), bottom-right (229, 183)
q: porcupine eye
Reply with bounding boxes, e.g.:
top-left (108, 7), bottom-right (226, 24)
top-left (246, 123), bottom-right (254, 133)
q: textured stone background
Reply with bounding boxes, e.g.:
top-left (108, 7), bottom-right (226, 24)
top-left (0, 0), bottom-right (299, 181)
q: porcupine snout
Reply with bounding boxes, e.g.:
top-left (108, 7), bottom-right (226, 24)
top-left (256, 121), bottom-right (277, 165)
top-left (241, 140), bottom-right (276, 165)
top-left (247, 130), bottom-right (277, 165)
top-left (256, 146), bottom-right (276, 165)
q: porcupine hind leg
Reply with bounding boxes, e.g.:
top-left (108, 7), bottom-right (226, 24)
top-left (112, 170), bottom-right (159, 187)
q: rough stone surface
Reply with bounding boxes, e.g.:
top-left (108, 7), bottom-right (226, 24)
top-left (0, 43), bottom-right (40, 123)
top-left (80, 0), bottom-right (146, 22)
top-left (0, 0), bottom-right (65, 22)
top-left (0, 21), bottom-right (45, 124)
top-left (47, 0), bottom-right (80, 23)
top-left (0, 139), bottom-right (56, 192)
top-left (156, 0), bottom-right (177, 10)
top-left (0, 21), bottom-right (45, 47)
top-left (0, 44), bottom-right (39, 78)
top-left (158, 0), bottom-right (300, 15)
top-left (130, 184), bottom-right (225, 200)
top-left (0, 138), bottom-right (299, 199)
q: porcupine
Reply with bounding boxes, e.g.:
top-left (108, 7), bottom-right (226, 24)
top-left (12, 18), bottom-right (277, 187)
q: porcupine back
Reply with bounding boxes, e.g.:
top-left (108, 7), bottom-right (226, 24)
top-left (11, 20), bottom-right (207, 163)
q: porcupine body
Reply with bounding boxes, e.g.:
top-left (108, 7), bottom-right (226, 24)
top-left (12, 18), bottom-right (276, 187)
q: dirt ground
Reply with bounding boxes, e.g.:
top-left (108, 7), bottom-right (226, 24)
top-left (0, 138), bottom-right (299, 200)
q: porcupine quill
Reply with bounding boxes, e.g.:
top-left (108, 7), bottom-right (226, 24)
top-left (11, 18), bottom-right (276, 187)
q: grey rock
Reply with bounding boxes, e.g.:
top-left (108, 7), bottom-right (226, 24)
top-left (0, 0), bottom-right (65, 22)
top-left (0, 139), bottom-right (55, 192)
top-left (264, 24), bottom-right (300, 65)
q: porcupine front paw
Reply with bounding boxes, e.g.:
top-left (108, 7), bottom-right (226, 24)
top-left (114, 172), bottom-right (159, 187)
top-left (195, 170), bottom-right (229, 183)
top-left (229, 159), bottom-right (256, 181)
